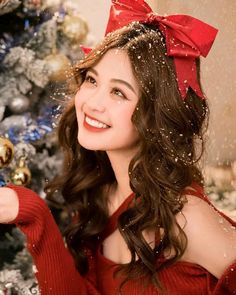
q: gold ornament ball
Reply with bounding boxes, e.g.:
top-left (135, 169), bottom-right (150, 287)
top-left (11, 166), bottom-right (31, 186)
top-left (62, 15), bottom-right (88, 43)
top-left (45, 53), bottom-right (71, 82)
top-left (0, 137), bottom-right (14, 169)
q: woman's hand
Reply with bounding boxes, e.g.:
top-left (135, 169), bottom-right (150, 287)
top-left (0, 187), bottom-right (19, 223)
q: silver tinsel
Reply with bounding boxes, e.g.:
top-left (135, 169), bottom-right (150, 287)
top-left (34, 148), bottom-right (63, 180)
top-left (0, 269), bottom-right (39, 295)
top-left (14, 143), bottom-right (36, 161)
top-left (0, 47), bottom-right (50, 108)
top-left (3, 47), bottom-right (35, 73)
top-left (0, 115), bottom-right (28, 134)
top-left (0, 107), bottom-right (5, 122)
top-left (0, 226), bottom-right (39, 292)
top-left (0, 0), bottom-right (21, 16)
top-left (3, 47), bottom-right (50, 87)
top-left (27, 19), bottom-right (57, 59)
top-left (17, 76), bottom-right (32, 95)
top-left (0, 77), bottom-right (21, 107)
top-left (25, 59), bottom-right (49, 87)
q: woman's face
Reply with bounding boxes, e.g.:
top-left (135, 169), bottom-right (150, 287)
top-left (75, 49), bottom-right (140, 153)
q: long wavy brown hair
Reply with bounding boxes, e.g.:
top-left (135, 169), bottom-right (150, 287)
top-left (46, 22), bottom-right (209, 294)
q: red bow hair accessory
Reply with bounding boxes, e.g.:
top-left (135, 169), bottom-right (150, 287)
top-left (105, 0), bottom-right (218, 99)
top-left (80, 45), bottom-right (92, 55)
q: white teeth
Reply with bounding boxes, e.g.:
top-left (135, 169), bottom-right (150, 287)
top-left (85, 116), bottom-right (109, 129)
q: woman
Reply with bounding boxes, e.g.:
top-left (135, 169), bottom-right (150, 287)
top-left (1, 1), bottom-right (236, 294)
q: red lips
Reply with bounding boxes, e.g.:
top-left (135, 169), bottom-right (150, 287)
top-left (83, 115), bottom-right (110, 132)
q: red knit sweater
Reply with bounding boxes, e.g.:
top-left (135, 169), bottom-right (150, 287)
top-left (8, 184), bottom-right (236, 295)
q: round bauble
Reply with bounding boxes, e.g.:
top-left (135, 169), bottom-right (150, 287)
top-left (8, 95), bottom-right (30, 114)
top-left (61, 15), bottom-right (88, 43)
top-left (11, 157), bottom-right (31, 186)
top-left (0, 137), bottom-right (14, 169)
top-left (11, 166), bottom-right (31, 186)
top-left (45, 53), bottom-right (71, 82)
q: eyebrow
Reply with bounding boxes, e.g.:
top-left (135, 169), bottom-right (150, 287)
top-left (87, 68), bottom-right (137, 95)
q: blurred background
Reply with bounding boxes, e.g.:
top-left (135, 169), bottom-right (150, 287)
top-left (0, 0), bottom-right (235, 293)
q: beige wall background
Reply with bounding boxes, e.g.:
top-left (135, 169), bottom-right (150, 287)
top-left (73, 0), bottom-right (236, 165)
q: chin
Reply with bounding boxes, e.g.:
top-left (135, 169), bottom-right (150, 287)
top-left (77, 137), bottom-right (104, 151)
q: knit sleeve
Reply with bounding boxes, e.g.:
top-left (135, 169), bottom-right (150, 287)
top-left (7, 184), bottom-right (101, 295)
top-left (213, 260), bottom-right (236, 294)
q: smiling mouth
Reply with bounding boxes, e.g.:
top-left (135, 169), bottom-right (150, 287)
top-left (84, 115), bottom-right (111, 129)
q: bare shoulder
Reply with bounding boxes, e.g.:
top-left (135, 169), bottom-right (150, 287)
top-left (176, 193), bottom-right (236, 278)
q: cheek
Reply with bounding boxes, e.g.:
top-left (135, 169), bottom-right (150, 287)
top-left (74, 92), bottom-right (84, 125)
top-left (118, 106), bottom-right (135, 127)
top-left (75, 90), bottom-right (86, 115)
top-left (74, 90), bottom-right (82, 109)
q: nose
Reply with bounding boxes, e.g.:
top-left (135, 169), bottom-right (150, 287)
top-left (85, 87), bottom-right (106, 113)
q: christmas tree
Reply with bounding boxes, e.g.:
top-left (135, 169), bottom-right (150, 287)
top-left (0, 0), bottom-right (90, 293)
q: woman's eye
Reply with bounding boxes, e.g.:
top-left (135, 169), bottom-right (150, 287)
top-left (112, 88), bottom-right (127, 99)
top-left (84, 75), bottom-right (96, 85)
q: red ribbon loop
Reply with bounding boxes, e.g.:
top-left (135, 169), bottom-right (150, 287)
top-left (80, 45), bottom-right (92, 55)
top-left (105, 0), bottom-right (218, 99)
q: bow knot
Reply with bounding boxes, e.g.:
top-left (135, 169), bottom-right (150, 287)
top-left (105, 0), bottom-right (218, 99)
top-left (146, 12), bottom-right (162, 24)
